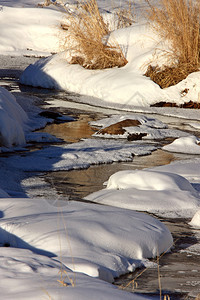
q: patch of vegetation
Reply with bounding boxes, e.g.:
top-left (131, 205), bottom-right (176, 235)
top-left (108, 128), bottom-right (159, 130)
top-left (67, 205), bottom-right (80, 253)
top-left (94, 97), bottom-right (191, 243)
top-left (58, 0), bottom-right (128, 69)
top-left (145, 63), bottom-right (199, 88)
top-left (145, 0), bottom-right (200, 88)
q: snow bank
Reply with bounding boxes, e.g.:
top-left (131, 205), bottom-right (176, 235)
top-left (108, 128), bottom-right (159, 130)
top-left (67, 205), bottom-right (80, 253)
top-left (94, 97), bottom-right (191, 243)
top-left (85, 170), bottom-right (200, 217)
top-left (1, 0), bottom-right (200, 107)
top-left (0, 88), bottom-right (64, 150)
top-left (163, 135), bottom-right (200, 154)
top-left (0, 87), bottom-right (28, 148)
top-left (0, 198), bottom-right (173, 282)
top-left (20, 23), bottom-right (200, 108)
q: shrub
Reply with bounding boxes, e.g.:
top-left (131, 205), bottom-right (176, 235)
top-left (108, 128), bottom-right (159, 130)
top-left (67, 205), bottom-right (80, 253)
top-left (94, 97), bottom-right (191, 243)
top-left (58, 0), bottom-right (128, 69)
top-left (145, 0), bottom-right (200, 88)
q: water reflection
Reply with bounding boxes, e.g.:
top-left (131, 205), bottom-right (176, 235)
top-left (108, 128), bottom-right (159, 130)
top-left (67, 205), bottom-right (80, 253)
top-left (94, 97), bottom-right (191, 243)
top-left (41, 114), bottom-right (98, 143)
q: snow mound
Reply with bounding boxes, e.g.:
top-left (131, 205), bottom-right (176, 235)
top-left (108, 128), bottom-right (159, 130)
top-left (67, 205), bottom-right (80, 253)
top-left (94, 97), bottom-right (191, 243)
top-left (106, 170), bottom-right (197, 193)
top-left (85, 170), bottom-right (200, 217)
top-left (0, 198), bottom-right (173, 282)
top-left (0, 87), bottom-right (28, 148)
top-left (163, 135), bottom-right (200, 154)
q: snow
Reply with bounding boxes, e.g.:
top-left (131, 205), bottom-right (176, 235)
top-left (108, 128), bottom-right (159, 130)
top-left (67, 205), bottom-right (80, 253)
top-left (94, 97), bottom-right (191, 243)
top-left (189, 210), bottom-right (200, 228)
top-left (85, 167), bottom-right (200, 218)
top-left (19, 25), bottom-right (200, 108)
top-left (0, 138), bottom-right (156, 172)
top-left (163, 135), bottom-right (200, 154)
top-left (151, 159), bottom-right (200, 183)
top-left (1, 0), bottom-right (200, 108)
top-left (0, 6), bottom-right (63, 56)
top-left (0, 87), bottom-right (28, 148)
top-left (0, 198), bottom-right (172, 299)
top-left (0, 249), bottom-right (143, 300)
top-left (106, 170), bottom-right (198, 193)
top-left (0, 87), bottom-right (65, 151)
top-left (92, 114), bottom-right (187, 140)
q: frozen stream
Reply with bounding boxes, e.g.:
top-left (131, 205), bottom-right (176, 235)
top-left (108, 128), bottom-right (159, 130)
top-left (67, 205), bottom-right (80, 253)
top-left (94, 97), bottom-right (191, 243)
top-left (1, 55), bottom-right (200, 299)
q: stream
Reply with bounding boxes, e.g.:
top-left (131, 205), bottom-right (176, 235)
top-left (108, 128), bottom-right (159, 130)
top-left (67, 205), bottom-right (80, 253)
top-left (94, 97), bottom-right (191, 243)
top-left (1, 55), bottom-right (200, 299)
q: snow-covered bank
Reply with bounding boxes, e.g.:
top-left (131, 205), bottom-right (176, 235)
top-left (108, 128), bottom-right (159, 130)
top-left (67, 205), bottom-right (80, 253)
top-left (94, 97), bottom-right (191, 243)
top-left (19, 26), bottom-right (200, 108)
top-left (1, 0), bottom-right (200, 108)
top-left (0, 199), bottom-right (173, 280)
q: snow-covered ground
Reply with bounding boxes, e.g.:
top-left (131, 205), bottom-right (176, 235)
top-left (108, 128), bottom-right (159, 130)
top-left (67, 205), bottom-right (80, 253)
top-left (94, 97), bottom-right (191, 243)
top-left (1, 0), bottom-right (200, 299)
top-left (1, 0), bottom-right (200, 108)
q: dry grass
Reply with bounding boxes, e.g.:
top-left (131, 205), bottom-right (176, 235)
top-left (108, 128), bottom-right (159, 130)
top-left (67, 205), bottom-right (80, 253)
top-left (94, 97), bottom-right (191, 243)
top-left (58, 0), bottom-right (128, 69)
top-left (145, 63), bottom-right (199, 88)
top-left (145, 0), bottom-right (200, 87)
top-left (115, 0), bottom-right (135, 29)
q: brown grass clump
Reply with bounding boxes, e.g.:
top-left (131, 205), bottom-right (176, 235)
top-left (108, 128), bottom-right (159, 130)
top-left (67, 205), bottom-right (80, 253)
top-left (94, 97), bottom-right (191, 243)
top-left (145, 63), bottom-right (199, 88)
top-left (151, 100), bottom-right (200, 109)
top-left (145, 0), bottom-right (200, 87)
top-left (59, 0), bottom-right (128, 69)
